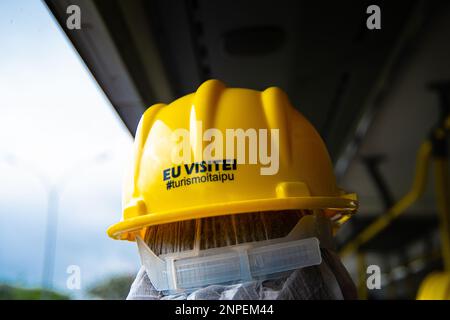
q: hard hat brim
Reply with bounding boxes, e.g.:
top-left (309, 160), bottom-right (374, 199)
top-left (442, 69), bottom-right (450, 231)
top-left (107, 195), bottom-right (357, 241)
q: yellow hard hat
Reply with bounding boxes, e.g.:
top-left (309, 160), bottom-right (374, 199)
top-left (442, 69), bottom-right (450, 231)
top-left (107, 80), bottom-right (357, 241)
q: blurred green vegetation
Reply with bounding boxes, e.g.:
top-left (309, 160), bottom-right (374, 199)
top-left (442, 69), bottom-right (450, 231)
top-left (0, 284), bottom-right (70, 300)
top-left (0, 273), bottom-right (134, 300)
top-left (88, 274), bottom-right (134, 300)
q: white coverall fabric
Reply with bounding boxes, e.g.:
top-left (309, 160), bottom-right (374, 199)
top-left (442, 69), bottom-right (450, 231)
top-left (126, 249), bottom-right (357, 300)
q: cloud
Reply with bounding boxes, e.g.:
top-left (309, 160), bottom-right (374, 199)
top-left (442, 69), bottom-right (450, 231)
top-left (0, 0), bottom-right (139, 296)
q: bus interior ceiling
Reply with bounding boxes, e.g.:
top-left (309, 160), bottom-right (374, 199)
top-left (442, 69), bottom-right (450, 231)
top-left (46, 0), bottom-right (450, 299)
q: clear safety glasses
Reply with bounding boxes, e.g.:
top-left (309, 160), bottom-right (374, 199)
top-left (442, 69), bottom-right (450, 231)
top-left (136, 215), bottom-right (324, 293)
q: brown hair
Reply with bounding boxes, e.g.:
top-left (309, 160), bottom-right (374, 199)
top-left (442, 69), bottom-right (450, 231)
top-left (144, 210), bottom-right (312, 256)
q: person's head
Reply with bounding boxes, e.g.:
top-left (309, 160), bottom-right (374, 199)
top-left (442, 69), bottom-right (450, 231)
top-left (144, 210), bottom-right (307, 255)
top-left (108, 80), bottom-right (358, 299)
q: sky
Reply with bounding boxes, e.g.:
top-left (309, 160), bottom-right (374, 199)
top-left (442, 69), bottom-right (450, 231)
top-left (0, 0), bottom-right (140, 297)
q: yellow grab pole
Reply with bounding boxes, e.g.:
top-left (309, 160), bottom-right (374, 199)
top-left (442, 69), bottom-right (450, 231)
top-left (434, 155), bottom-right (450, 272)
top-left (357, 253), bottom-right (368, 300)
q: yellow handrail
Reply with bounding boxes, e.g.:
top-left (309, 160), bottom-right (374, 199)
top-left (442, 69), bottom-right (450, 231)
top-left (416, 126), bottom-right (450, 300)
top-left (340, 141), bottom-right (432, 257)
